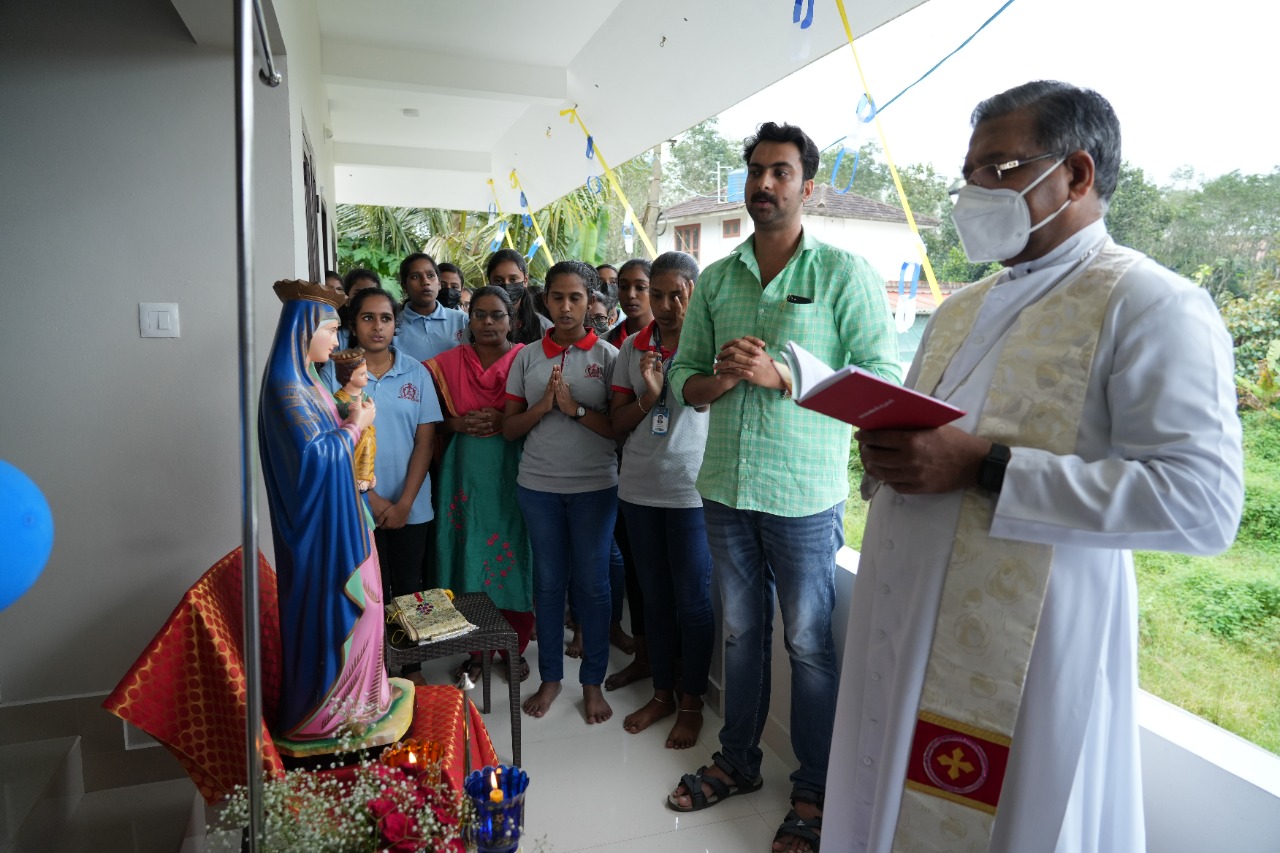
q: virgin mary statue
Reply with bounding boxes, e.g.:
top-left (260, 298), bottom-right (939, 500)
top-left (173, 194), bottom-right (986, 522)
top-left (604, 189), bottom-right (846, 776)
top-left (258, 280), bottom-right (399, 744)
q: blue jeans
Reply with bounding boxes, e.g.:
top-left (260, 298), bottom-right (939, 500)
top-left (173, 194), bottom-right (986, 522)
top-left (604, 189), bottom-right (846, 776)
top-left (516, 485), bottom-right (617, 685)
top-left (620, 501), bottom-right (714, 695)
top-left (703, 499), bottom-right (844, 798)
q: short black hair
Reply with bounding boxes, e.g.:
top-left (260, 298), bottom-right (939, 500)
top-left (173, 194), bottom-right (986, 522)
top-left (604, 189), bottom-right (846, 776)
top-left (971, 81), bottom-right (1122, 205)
top-left (743, 122), bottom-right (820, 182)
top-left (545, 260), bottom-right (600, 295)
top-left (438, 262), bottom-right (465, 286)
top-left (398, 252), bottom-right (438, 284)
top-left (650, 251), bottom-right (699, 285)
top-left (341, 267), bottom-right (381, 294)
top-left (595, 263), bottom-right (618, 275)
top-left (618, 258), bottom-right (651, 280)
top-left (345, 287), bottom-right (403, 333)
top-left (486, 249), bottom-right (528, 280)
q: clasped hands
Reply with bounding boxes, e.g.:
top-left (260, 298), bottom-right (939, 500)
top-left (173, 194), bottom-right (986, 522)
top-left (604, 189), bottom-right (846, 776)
top-left (856, 426), bottom-right (994, 495)
top-left (537, 365), bottom-right (585, 417)
top-left (461, 407), bottom-right (503, 437)
top-left (711, 336), bottom-right (787, 391)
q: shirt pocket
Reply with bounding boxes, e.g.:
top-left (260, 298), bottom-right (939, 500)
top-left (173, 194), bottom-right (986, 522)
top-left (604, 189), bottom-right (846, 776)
top-left (767, 300), bottom-right (834, 351)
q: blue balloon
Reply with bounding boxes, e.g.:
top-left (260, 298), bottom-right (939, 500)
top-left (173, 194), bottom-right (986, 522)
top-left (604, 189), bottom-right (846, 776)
top-left (0, 461), bottom-right (54, 611)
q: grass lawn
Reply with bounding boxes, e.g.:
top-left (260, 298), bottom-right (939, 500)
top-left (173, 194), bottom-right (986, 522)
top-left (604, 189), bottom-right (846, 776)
top-left (842, 412), bottom-right (1280, 755)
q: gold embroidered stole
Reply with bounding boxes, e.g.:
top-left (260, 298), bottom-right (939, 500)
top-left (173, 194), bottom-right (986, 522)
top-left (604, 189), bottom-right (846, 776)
top-left (890, 243), bottom-right (1140, 852)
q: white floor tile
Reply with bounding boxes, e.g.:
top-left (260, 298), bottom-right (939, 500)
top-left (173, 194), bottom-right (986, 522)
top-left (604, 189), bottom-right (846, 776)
top-left (415, 626), bottom-right (806, 851)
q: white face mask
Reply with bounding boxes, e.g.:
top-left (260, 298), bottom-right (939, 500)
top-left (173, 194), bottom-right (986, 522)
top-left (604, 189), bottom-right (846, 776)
top-left (950, 157), bottom-right (1068, 263)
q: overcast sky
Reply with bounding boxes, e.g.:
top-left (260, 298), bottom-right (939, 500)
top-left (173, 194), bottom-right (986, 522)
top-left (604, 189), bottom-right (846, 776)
top-left (715, 0), bottom-right (1277, 185)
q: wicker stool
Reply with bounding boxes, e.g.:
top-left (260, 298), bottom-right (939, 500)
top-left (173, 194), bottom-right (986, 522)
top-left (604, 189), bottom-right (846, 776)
top-left (385, 592), bottom-right (521, 767)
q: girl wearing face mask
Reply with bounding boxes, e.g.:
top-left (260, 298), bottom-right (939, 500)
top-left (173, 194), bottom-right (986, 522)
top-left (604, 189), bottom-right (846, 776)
top-left (486, 249), bottom-right (552, 345)
top-left (504, 261), bottom-right (620, 725)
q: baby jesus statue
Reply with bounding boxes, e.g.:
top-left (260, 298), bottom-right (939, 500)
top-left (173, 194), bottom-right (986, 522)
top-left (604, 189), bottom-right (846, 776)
top-left (331, 348), bottom-right (377, 492)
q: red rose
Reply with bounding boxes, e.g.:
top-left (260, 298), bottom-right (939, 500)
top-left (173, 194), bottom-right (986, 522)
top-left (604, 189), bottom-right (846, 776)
top-left (367, 798), bottom-right (396, 820)
top-left (379, 811), bottom-right (418, 845)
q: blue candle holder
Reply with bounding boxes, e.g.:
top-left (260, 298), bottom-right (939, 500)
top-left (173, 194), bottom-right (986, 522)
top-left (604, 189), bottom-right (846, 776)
top-left (464, 764), bottom-right (529, 853)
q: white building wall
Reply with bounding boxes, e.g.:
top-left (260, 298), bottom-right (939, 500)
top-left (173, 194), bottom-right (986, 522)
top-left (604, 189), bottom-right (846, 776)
top-left (658, 209), bottom-right (926, 280)
top-left (0, 0), bottom-right (299, 704)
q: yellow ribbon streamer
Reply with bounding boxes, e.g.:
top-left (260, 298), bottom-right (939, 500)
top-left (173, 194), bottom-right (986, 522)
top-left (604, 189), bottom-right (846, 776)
top-left (834, 0), bottom-right (944, 306)
top-left (486, 179), bottom-right (519, 252)
top-left (508, 170), bottom-right (557, 267)
top-left (559, 107), bottom-right (658, 259)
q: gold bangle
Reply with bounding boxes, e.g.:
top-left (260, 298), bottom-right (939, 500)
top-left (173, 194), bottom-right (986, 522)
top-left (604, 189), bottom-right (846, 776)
top-left (637, 396), bottom-right (651, 414)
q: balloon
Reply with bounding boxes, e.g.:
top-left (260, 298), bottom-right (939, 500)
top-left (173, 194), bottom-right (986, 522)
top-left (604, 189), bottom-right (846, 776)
top-left (0, 461), bottom-right (54, 611)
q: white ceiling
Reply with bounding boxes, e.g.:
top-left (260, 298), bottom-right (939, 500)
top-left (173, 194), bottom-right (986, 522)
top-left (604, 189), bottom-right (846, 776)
top-left (180, 0), bottom-right (932, 213)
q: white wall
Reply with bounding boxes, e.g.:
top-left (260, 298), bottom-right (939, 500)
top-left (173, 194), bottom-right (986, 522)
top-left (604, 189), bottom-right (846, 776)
top-left (658, 211), bottom-right (925, 280)
top-left (0, 0), bottom-right (298, 704)
top-left (272, 0), bottom-right (334, 275)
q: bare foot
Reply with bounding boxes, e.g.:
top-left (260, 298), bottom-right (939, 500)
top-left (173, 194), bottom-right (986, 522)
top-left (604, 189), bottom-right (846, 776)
top-left (622, 693), bottom-right (674, 733)
top-left (521, 680), bottom-right (561, 718)
top-left (582, 684), bottom-right (613, 724)
top-left (772, 800), bottom-right (822, 852)
top-left (610, 621), bottom-right (636, 655)
top-left (604, 657), bottom-right (651, 691)
top-left (565, 624), bottom-right (584, 659)
top-left (666, 697), bottom-right (704, 749)
top-left (669, 762), bottom-right (735, 809)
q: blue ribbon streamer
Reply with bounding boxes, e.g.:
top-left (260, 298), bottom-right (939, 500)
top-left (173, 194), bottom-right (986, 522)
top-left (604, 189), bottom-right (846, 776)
top-left (872, 0), bottom-right (1017, 118)
top-left (793, 0), bottom-right (814, 29)
top-left (856, 94), bottom-right (877, 124)
top-left (586, 135), bottom-right (595, 160)
top-left (586, 175), bottom-right (604, 194)
top-left (831, 146), bottom-right (860, 194)
top-left (898, 262), bottom-right (921, 299)
top-left (524, 237), bottom-right (542, 261)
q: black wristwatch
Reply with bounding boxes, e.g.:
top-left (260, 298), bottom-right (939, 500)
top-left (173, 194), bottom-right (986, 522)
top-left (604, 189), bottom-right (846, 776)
top-left (572, 404), bottom-right (587, 420)
top-left (978, 442), bottom-right (1011, 493)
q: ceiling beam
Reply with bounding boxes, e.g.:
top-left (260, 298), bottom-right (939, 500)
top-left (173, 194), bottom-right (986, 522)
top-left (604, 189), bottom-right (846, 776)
top-left (332, 142), bottom-right (490, 174)
top-left (322, 39), bottom-right (567, 105)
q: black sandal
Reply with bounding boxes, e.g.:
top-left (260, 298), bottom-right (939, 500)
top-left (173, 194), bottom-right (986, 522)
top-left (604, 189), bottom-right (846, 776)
top-left (452, 653), bottom-right (483, 682)
top-left (666, 753), bottom-right (763, 812)
top-left (774, 790), bottom-right (823, 852)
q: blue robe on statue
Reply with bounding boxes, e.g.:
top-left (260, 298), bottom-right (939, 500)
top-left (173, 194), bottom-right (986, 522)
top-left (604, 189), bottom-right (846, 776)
top-left (258, 297), bottom-right (376, 737)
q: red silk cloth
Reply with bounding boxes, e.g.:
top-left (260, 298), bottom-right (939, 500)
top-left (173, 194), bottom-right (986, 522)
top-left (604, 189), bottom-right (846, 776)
top-left (103, 547), bottom-right (496, 803)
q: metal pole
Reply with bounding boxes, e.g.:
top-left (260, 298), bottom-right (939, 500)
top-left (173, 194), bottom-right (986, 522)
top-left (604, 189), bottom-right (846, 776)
top-left (235, 0), bottom-right (263, 848)
top-left (253, 0), bottom-right (282, 87)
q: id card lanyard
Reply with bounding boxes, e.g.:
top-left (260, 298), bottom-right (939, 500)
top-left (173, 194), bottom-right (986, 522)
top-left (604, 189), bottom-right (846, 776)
top-left (650, 326), bottom-right (672, 437)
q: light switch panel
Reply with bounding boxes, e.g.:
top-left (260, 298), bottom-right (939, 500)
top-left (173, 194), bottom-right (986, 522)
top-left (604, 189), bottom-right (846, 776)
top-left (139, 302), bottom-right (180, 338)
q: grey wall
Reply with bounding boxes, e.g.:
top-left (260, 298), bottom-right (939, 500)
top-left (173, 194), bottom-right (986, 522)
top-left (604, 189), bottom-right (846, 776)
top-left (0, 0), bottom-right (297, 704)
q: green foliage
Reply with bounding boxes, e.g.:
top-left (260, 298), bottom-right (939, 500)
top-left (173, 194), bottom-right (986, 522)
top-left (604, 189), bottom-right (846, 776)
top-left (1154, 167), bottom-right (1280, 299)
top-left (663, 118), bottom-right (742, 206)
top-left (1221, 277), bottom-right (1280, 378)
top-left (1182, 571), bottom-right (1280, 641)
top-left (1105, 163), bottom-right (1174, 259)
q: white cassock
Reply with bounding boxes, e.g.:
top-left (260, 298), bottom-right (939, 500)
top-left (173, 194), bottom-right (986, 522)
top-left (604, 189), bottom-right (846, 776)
top-left (825, 221), bottom-right (1244, 852)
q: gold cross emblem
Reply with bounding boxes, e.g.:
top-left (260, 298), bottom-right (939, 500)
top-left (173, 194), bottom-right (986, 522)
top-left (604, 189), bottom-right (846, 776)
top-left (937, 747), bottom-right (974, 781)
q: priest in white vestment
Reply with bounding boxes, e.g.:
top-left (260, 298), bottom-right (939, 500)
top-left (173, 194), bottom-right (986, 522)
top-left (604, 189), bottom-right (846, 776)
top-left (826, 82), bottom-right (1244, 853)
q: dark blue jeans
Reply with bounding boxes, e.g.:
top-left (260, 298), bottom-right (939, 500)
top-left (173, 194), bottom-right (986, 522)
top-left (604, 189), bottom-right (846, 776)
top-left (516, 485), bottom-right (617, 685)
top-left (703, 499), bottom-right (844, 798)
top-left (620, 501), bottom-right (714, 695)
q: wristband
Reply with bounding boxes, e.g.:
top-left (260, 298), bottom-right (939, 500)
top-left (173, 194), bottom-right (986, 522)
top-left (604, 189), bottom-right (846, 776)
top-left (978, 442), bottom-right (1011, 493)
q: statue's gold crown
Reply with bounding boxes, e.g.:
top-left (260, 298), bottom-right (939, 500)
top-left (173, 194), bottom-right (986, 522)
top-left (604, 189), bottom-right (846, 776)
top-left (331, 348), bottom-right (367, 367)
top-left (273, 279), bottom-right (346, 309)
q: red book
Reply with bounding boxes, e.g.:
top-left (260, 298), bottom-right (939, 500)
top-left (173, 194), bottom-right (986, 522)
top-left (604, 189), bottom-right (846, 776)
top-left (781, 341), bottom-right (964, 430)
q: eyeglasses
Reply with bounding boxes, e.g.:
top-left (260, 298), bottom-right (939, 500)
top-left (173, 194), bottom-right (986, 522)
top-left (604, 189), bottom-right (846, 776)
top-left (948, 151), bottom-right (1062, 195)
top-left (470, 310), bottom-right (509, 322)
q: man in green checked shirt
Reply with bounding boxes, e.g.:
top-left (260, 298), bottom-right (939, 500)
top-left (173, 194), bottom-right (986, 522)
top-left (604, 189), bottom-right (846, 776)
top-left (665, 122), bottom-right (900, 852)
